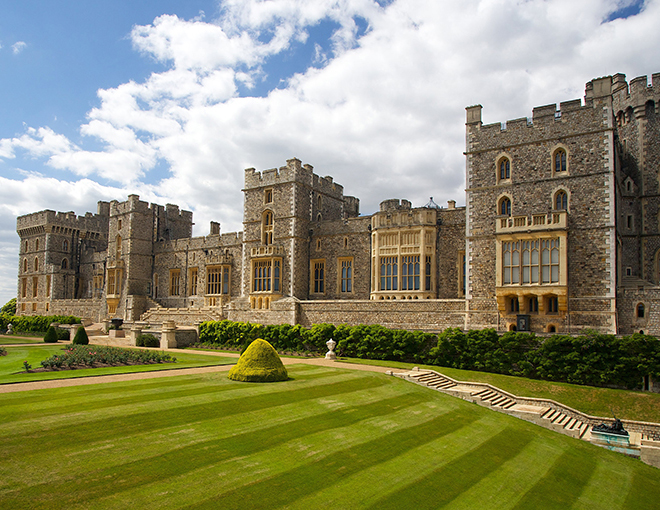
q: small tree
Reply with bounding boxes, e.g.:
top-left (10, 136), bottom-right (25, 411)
top-left (72, 326), bottom-right (89, 345)
top-left (43, 326), bottom-right (58, 343)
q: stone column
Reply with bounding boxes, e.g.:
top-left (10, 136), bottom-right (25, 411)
top-left (160, 320), bottom-right (177, 349)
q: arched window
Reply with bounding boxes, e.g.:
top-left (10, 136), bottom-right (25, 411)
top-left (498, 157), bottom-right (511, 181)
top-left (637, 303), bottom-right (645, 318)
top-left (35, 239), bottom-right (39, 250)
top-left (547, 324), bottom-right (556, 333)
top-left (317, 194), bottom-right (322, 210)
top-left (23, 258), bottom-right (28, 273)
top-left (262, 211), bottom-right (274, 245)
top-left (499, 197), bottom-right (511, 216)
top-left (34, 257), bottom-right (39, 272)
top-left (553, 148), bottom-right (567, 173)
top-left (63, 240), bottom-right (69, 252)
top-left (554, 190), bottom-right (567, 211)
top-left (24, 240), bottom-right (28, 252)
top-left (61, 258), bottom-right (68, 270)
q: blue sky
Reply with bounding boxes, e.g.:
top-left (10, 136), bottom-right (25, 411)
top-left (0, 0), bottom-right (656, 306)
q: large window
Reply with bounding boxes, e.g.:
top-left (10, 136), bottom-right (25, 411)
top-left (107, 269), bottom-right (121, 296)
top-left (170, 269), bottom-right (180, 296)
top-left (207, 266), bottom-right (230, 295)
top-left (340, 258), bottom-right (353, 293)
top-left (252, 259), bottom-right (281, 293)
top-left (380, 256), bottom-right (398, 291)
top-left (426, 255), bottom-right (432, 292)
top-left (311, 260), bottom-right (325, 294)
top-left (401, 255), bottom-right (420, 291)
top-left (503, 238), bottom-right (560, 285)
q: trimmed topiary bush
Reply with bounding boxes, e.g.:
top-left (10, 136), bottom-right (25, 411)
top-left (228, 338), bottom-right (288, 382)
top-left (136, 334), bottom-right (159, 348)
top-left (72, 326), bottom-right (89, 345)
top-left (43, 326), bottom-right (58, 343)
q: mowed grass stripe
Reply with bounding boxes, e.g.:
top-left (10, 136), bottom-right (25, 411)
top-left (1, 393), bottom-right (435, 508)
top-left (0, 381), bottom-right (432, 490)
top-left (368, 428), bottom-right (535, 509)
top-left (622, 467), bottom-right (660, 509)
top-left (0, 370), bottom-right (377, 444)
top-left (181, 408), bottom-right (482, 510)
top-left (569, 458), bottom-right (633, 510)
top-left (283, 413), bottom-right (513, 510)
top-left (442, 438), bottom-right (566, 510)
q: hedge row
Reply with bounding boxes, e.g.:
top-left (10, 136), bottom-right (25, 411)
top-left (199, 320), bottom-right (660, 390)
top-left (0, 313), bottom-right (81, 333)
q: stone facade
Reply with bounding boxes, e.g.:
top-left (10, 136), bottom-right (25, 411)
top-left (14, 72), bottom-right (660, 335)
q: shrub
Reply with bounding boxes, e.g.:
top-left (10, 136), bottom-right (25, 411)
top-left (228, 339), bottom-right (288, 382)
top-left (136, 334), bottom-right (159, 348)
top-left (56, 328), bottom-right (70, 341)
top-left (43, 326), bottom-right (58, 343)
top-left (0, 347), bottom-right (6, 356)
top-left (72, 327), bottom-right (89, 345)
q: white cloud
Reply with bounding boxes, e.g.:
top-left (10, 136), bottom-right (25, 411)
top-left (0, 0), bottom-right (659, 306)
top-left (12, 41), bottom-right (26, 54)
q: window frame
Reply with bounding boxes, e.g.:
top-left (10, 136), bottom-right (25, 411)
top-left (338, 257), bottom-right (353, 294)
top-left (310, 259), bottom-right (325, 295)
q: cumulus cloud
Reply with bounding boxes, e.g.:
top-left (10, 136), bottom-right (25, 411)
top-left (0, 0), bottom-right (659, 305)
top-left (11, 41), bottom-right (26, 54)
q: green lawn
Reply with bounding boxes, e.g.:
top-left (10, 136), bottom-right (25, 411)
top-left (339, 358), bottom-right (660, 424)
top-left (0, 334), bottom-right (47, 344)
top-left (0, 345), bottom-right (236, 384)
top-left (0, 365), bottom-right (657, 509)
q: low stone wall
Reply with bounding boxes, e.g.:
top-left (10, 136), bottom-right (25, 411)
top-left (141, 307), bottom-right (224, 325)
top-left (298, 299), bottom-right (466, 332)
top-left (50, 299), bottom-right (105, 323)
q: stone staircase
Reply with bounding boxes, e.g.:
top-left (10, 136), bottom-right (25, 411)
top-left (395, 368), bottom-right (660, 469)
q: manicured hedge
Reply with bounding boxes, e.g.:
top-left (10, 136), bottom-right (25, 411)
top-left (199, 320), bottom-right (660, 390)
top-left (228, 339), bottom-right (288, 382)
top-left (0, 313), bottom-right (80, 333)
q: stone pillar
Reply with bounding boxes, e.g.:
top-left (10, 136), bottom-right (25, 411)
top-left (129, 325), bottom-right (142, 347)
top-left (69, 324), bottom-right (83, 341)
top-left (161, 320), bottom-right (177, 349)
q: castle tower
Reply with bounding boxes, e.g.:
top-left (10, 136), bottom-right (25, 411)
top-left (465, 76), bottom-right (618, 333)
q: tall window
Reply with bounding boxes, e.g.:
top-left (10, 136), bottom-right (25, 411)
top-left (380, 256), bottom-right (398, 290)
top-left (426, 255), bottom-right (432, 292)
top-left (401, 255), bottom-right (420, 291)
top-left (264, 189), bottom-right (273, 204)
top-left (554, 149), bottom-right (567, 173)
top-left (189, 267), bottom-right (198, 295)
top-left (547, 296), bottom-right (559, 313)
top-left (554, 190), bottom-right (567, 211)
top-left (170, 269), bottom-right (181, 296)
top-left (35, 239), bottom-right (39, 250)
top-left (499, 197), bottom-right (511, 216)
top-left (116, 235), bottom-right (122, 259)
top-left (46, 275), bottom-right (51, 298)
top-left (34, 257), bottom-right (39, 272)
top-left (107, 269), bottom-right (121, 295)
top-left (207, 266), bottom-right (230, 295)
top-left (32, 277), bottom-right (38, 297)
top-left (63, 240), bottom-right (68, 251)
top-left (262, 211), bottom-right (274, 245)
top-left (498, 157), bottom-right (511, 180)
top-left (252, 259), bottom-right (280, 293)
top-left (637, 303), bottom-right (645, 318)
top-left (521, 240), bottom-right (539, 284)
top-left (22, 278), bottom-right (27, 298)
top-left (503, 241), bottom-right (520, 284)
top-left (23, 258), bottom-right (28, 273)
top-left (24, 240), bottom-right (28, 252)
top-left (340, 258), bottom-right (353, 293)
top-left (61, 259), bottom-right (68, 270)
top-left (528, 296), bottom-right (539, 313)
top-left (312, 260), bottom-right (325, 294)
top-left (541, 239), bottom-right (560, 283)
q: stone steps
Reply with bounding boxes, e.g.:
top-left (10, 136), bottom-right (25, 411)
top-left (540, 407), bottom-right (590, 438)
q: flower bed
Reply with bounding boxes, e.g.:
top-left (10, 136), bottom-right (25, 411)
top-left (38, 345), bottom-right (176, 371)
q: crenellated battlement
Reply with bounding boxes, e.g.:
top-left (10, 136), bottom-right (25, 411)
top-left (611, 73), bottom-right (660, 117)
top-left (17, 201), bottom-right (110, 238)
top-left (244, 158), bottom-right (314, 189)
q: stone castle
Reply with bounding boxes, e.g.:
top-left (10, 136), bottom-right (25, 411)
top-left (14, 72), bottom-right (660, 335)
